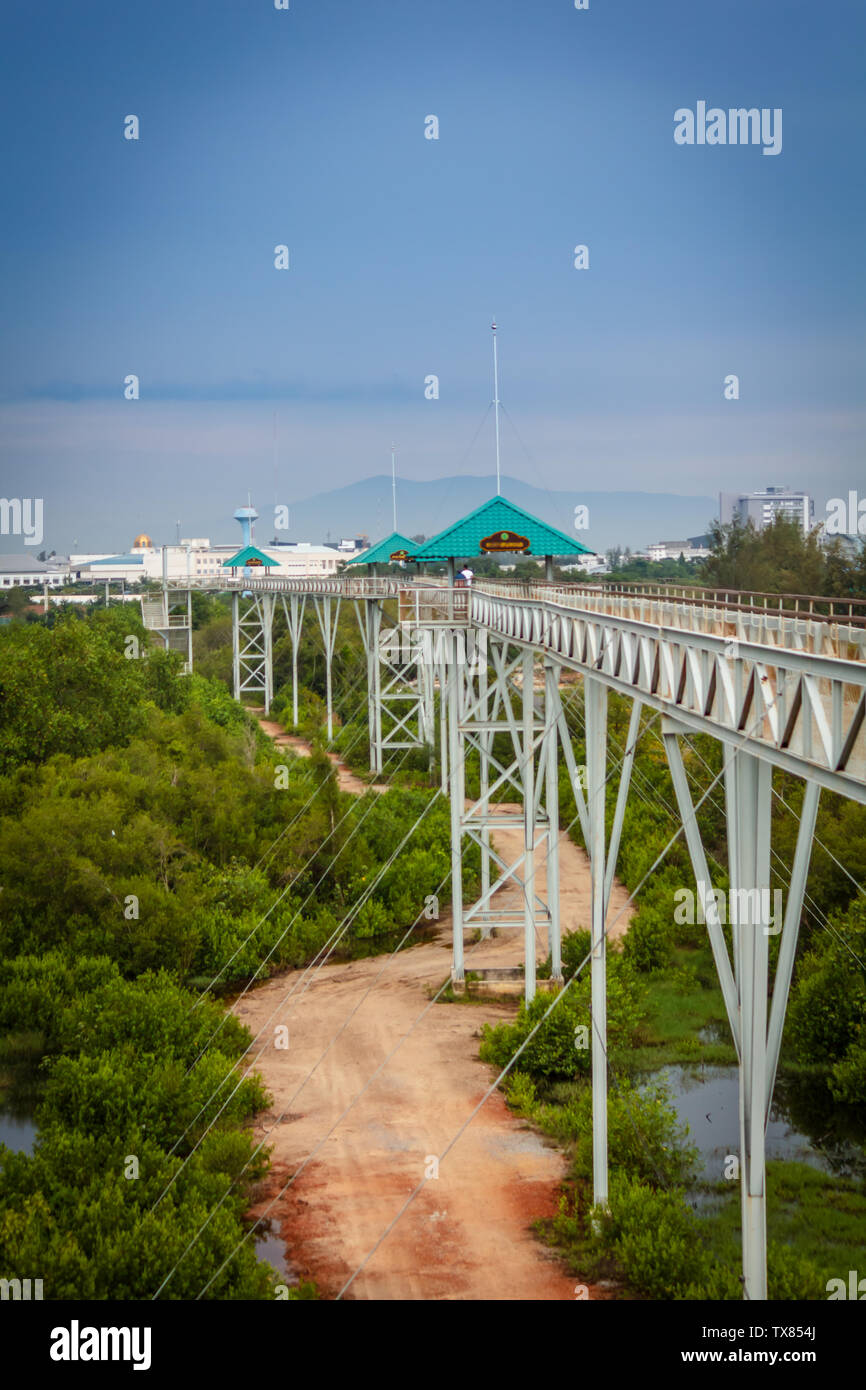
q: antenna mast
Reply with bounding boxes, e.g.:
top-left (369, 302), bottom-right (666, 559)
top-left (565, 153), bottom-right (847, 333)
top-left (492, 319), bottom-right (501, 496)
top-left (391, 442), bottom-right (397, 532)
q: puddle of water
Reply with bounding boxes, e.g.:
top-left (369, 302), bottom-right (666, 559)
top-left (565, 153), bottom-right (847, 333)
top-left (640, 1064), bottom-right (865, 1182)
top-left (772, 1072), bottom-right (866, 1169)
top-left (0, 1110), bottom-right (38, 1156)
top-left (696, 1021), bottom-right (729, 1045)
top-left (254, 1221), bottom-right (299, 1285)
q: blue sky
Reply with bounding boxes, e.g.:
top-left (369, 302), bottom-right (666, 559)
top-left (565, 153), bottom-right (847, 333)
top-left (1, 0), bottom-right (863, 551)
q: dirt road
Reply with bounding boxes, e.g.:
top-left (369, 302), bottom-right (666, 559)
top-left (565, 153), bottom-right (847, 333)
top-left (253, 711), bottom-right (388, 795)
top-left (236, 715), bottom-right (632, 1300)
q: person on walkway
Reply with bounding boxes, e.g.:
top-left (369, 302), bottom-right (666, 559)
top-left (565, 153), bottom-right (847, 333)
top-left (459, 566), bottom-right (474, 587)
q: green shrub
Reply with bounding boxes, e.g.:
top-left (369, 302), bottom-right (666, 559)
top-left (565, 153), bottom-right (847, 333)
top-left (593, 1175), bottom-right (723, 1299)
top-left (622, 907), bottom-right (672, 972)
top-left (788, 900), bottom-right (866, 1086)
top-left (570, 1079), bottom-right (699, 1188)
top-left (504, 1072), bottom-right (538, 1117)
top-left (480, 956), bottom-right (644, 1083)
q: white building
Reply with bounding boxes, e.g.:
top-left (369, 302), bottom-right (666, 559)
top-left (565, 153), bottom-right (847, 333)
top-left (69, 534), bottom-right (344, 584)
top-left (0, 553), bottom-right (71, 589)
top-left (719, 486), bottom-right (813, 535)
top-left (563, 555), bottom-right (610, 576)
top-left (646, 540), bottom-right (711, 563)
top-left (262, 542), bottom-right (342, 576)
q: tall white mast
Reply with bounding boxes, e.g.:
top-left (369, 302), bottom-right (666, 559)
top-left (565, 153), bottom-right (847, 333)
top-left (391, 442), bottom-right (397, 532)
top-left (492, 319), bottom-right (502, 496)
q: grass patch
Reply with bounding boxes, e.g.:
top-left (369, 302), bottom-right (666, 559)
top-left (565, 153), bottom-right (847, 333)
top-left (693, 1161), bottom-right (864, 1295)
top-left (629, 944), bottom-right (735, 1070)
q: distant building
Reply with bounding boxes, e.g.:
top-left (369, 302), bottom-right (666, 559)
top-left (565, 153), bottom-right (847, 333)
top-left (9, 513), bottom-right (360, 591)
top-left (563, 554), bottom-right (610, 576)
top-left (260, 542), bottom-right (341, 575)
top-left (0, 553), bottom-right (71, 588)
top-left (328, 538), bottom-right (366, 554)
top-left (71, 535), bottom-right (344, 582)
top-left (78, 552), bottom-right (148, 583)
top-left (719, 485), bottom-right (813, 536)
top-left (646, 540), bottom-right (711, 563)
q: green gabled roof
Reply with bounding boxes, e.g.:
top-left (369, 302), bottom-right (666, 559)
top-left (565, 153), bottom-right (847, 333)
top-left (345, 531), bottom-right (419, 565)
top-left (412, 495), bottom-right (594, 561)
top-left (222, 545), bottom-right (279, 568)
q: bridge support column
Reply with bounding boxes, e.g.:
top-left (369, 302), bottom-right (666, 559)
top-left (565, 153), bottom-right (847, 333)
top-left (725, 748), bottom-right (772, 1302)
top-left (232, 592), bottom-right (239, 699)
top-left (478, 639), bottom-right (492, 936)
top-left (447, 629), bottom-right (465, 981)
top-left (439, 643), bottom-right (449, 794)
top-left (313, 596), bottom-right (341, 742)
top-left (281, 594), bottom-right (306, 728)
top-left (440, 635), bottom-right (553, 998)
top-left (522, 649), bottom-right (538, 1001)
top-left (231, 591), bottom-right (274, 710)
top-left (366, 601), bottom-right (383, 772)
top-left (663, 718), bottom-right (821, 1301)
top-left (544, 659), bottom-right (562, 980)
top-left (546, 679), bottom-right (641, 1210)
top-left (585, 675), bottom-right (609, 1212)
top-left (419, 639), bottom-right (436, 772)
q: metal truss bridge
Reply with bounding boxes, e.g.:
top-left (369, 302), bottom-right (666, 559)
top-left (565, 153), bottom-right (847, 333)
top-left (145, 572), bottom-right (866, 1301)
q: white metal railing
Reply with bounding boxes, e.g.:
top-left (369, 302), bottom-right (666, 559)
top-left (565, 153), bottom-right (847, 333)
top-left (469, 580), bottom-right (866, 663)
top-left (473, 578), bottom-right (866, 630)
top-left (159, 574), bottom-right (866, 662)
top-left (165, 575), bottom-right (403, 598)
top-left (398, 586), bottom-right (470, 625)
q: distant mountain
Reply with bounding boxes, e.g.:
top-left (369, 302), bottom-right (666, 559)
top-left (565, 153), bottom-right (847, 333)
top-left (285, 474), bottom-right (716, 554)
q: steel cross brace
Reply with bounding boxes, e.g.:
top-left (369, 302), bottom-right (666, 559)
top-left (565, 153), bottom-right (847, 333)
top-left (232, 591), bottom-right (274, 711)
top-left (443, 635), bottom-right (561, 999)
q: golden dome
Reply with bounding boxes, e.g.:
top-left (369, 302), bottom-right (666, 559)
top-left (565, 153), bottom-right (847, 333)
top-left (132, 533), bottom-right (153, 550)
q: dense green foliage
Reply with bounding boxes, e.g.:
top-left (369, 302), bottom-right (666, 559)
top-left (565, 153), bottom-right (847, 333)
top-left (0, 608), bottom-right (188, 772)
top-left (0, 955), bottom-right (274, 1299)
top-left (699, 514), bottom-right (866, 598)
top-left (479, 948), bottom-right (644, 1081)
top-left (0, 618), bottom-right (455, 984)
top-left (788, 899), bottom-right (866, 1104)
top-left (0, 605), bottom-right (460, 1299)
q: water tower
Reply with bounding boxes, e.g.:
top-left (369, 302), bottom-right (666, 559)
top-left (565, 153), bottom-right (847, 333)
top-left (233, 505), bottom-right (258, 547)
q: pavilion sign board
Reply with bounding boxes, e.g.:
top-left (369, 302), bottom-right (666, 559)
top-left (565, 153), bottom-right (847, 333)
top-left (389, 549), bottom-right (410, 562)
top-left (479, 529), bottom-right (530, 553)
